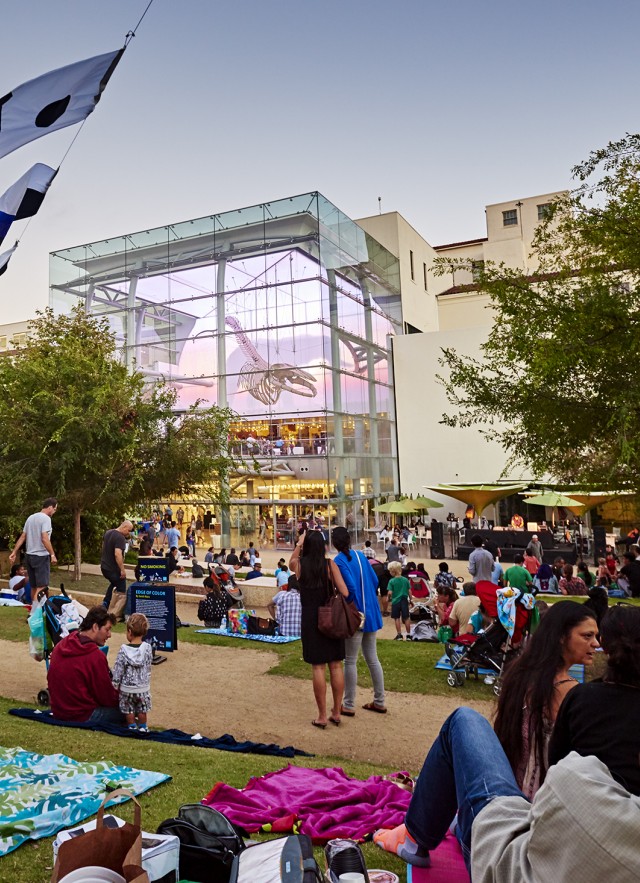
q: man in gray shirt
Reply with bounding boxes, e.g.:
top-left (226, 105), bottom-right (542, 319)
top-left (467, 534), bottom-right (494, 582)
top-left (386, 538), bottom-right (402, 565)
top-left (9, 497), bottom-right (58, 593)
top-left (526, 533), bottom-right (543, 563)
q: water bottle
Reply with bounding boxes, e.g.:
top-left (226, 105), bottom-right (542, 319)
top-left (220, 615), bottom-right (227, 632)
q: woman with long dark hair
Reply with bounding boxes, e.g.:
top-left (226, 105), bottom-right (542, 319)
top-left (290, 530), bottom-right (349, 728)
top-left (331, 526), bottom-right (386, 715)
top-left (549, 603), bottom-right (640, 795)
top-left (493, 600), bottom-right (599, 797)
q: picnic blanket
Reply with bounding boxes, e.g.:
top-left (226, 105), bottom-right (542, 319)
top-left (435, 655), bottom-right (495, 676)
top-left (0, 744), bottom-right (168, 856)
top-left (435, 656), bottom-right (585, 684)
top-left (195, 628), bottom-right (300, 643)
top-left (203, 764), bottom-right (411, 843)
top-left (9, 709), bottom-right (312, 757)
top-left (407, 832), bottom-right (470, 882)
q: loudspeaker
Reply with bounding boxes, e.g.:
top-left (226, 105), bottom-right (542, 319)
top-left (593, 526), bottom-right (607, 566)
top-left (430, 522), bottom-right (445, 558)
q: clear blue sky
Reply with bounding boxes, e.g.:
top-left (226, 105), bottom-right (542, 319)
top-left (1, 0), bottom-right (638, 321)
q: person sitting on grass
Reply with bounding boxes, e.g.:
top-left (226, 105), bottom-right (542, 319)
top-left (47, 606), bottom-right (121, 724)
top-left (558, 563), bottom-right (588, 596)
top-left (112, 612), bottom-right (152, 734)
top-left (388, 560), bottom-right (412, 641)
top-left (504, 553), bottom-right (533, 592)
top-left (8, 563), bottom-right (30, 603)
top-left (372, 706), bottom-right (640, 881)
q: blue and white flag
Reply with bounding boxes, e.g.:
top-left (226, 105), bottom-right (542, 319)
top-left (0, 48), bottom-right (124, 160)
top-left (0, 244), bottom-right (17, 277)
top-left (0, 163), bottom-right (57, 245)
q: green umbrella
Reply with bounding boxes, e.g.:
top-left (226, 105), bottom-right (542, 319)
top-left (523, 491), bottom-right (584, 513)
top-left (374, 499), bottom-right (419, 514)
top-left (413, 495), bottom-right (444, 510)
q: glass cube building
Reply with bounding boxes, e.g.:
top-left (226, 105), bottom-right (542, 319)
top-left (50, 192), bottom-right (402, 547)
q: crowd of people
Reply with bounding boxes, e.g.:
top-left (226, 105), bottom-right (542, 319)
top-left (6, 497), bottom-right (639, 880)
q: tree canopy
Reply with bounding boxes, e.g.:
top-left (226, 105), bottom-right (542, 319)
top-left (438, 134), bottom-right (640, 492)
top-left (0, 306), bottom-right (235, 576)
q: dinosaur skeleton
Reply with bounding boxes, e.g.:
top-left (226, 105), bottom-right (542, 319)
top-left (225, 316), bottom-right (317, 406)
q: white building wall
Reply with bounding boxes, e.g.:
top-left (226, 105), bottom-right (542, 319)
top-left (392, 327), bottom-right (531, 515)
top-left (357, 212), bottom-right (445, 333)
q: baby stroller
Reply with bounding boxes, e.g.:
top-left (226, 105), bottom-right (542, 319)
top-left (28, 585), bottom-right (84, 706)
top-left (444, 586), bottom-right (535, 696)
top-left (209, 567), bottom-right (244, 609)
top-left (444, 619), bottom-right (510, 696)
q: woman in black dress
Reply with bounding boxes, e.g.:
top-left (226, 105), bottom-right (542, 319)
top-left (290, 529), bottom-right (349, 728)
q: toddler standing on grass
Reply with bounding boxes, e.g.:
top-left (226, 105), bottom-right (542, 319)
top-left (112, 612), bottom-right (152, 733)
top-left (388, 561), bottom-right (412, 641)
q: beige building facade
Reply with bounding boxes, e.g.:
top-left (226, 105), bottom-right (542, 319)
top-left (357, 191), bottom-right (567, 512)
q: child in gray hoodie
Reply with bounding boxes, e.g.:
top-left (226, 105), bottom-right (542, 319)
top-left (112, 612), bottom-right (152, 733)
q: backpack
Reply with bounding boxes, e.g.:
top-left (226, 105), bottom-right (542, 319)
top-left (157, 804), bottom-right (245, 883)
top-left (229, 835), bottom-right (322, 882)
top-left (411, 620), bottom-right (439, 642)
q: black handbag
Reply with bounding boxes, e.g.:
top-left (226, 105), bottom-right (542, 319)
top-left (157, 804), bottom-right (245, 883)
top-left (246, 614), bottom-right (278, 636)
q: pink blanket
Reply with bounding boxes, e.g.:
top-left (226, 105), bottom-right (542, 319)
top-left (408, 832), bottom-right (470, 883)
top-left (203, 764), bottom-right (411, 843)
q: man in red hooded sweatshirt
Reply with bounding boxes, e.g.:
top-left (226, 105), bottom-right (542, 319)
top-left (48, 606), bottom-right (122, 724)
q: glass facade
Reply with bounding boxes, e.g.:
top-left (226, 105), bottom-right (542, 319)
top-left (50, 192), bottom-right (402, 548)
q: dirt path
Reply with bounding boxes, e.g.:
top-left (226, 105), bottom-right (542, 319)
top-left (0, 627), bottom-right (493, 770)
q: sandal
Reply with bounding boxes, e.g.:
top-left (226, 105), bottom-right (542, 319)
top-left (311, 719), bottom-right (327, 729)
top-left (340, 706), bottom-right (356, 717)
top-left (362, 702), bottom-right (387, 714)
top-left (328, 716), bottom-right (341, 726)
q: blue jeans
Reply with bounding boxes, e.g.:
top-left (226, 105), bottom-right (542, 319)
top-left (405, 708), bottom-right (525, 871)
top-left (87, 706), bottom-right (125, 725)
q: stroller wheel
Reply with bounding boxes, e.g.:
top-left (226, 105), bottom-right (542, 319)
top-left (446, 672), bottom-right (458, 688)
top-left (37, 689), bottom-right (50, 707)
top-left (456, 671), bottom-right (465, 686)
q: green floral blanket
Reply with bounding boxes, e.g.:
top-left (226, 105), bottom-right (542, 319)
top-left (0, 745), bottom-right (169, 855)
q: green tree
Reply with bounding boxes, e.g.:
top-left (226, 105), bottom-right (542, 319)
top-left (0, 306), bottom-right (235, 578)
top-left (437, 134), bottom-right (640, 492)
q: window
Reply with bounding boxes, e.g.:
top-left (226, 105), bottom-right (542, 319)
top-left (471, 260), bottom-right (485, 281)
top-left (12, 332), bottom-right (27, 346)
top-left (502, 209), bottom-right (518, 227)
top-left (409, 249), bottom-right (415, 281)
top-left (537, 203), bottom-right (551, 221)
top-left (423, 262), bottom-right (428, 291)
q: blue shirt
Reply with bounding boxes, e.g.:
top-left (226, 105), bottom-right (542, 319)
top-left (166, 527), bottom-right (180, 548)
top-left (491, 561), bottom-right (504, 585)
top-left (334, 550), bottom-right (382, 632)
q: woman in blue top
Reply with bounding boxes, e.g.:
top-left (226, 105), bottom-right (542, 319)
top-left (332, 526), bottom-right (386, 714)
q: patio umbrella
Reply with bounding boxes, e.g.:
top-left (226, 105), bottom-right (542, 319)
top-left (413, 495), bottom-right (444, 510)
top-left (522, 491), bottom-right (585, 516)
top-left (374, 499), bottom-right (420, 514)
top-left (424, 483), bottom-right (528, 515)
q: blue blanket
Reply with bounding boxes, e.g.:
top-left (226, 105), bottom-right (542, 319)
top-left (435, 656), bottom-right (586, 683)
top-left (195, 628), bottom-right (300, 643)
top-left (0, 744), bottom-right (168, 856)
top-left (9, 708), bottom-right (312, 757)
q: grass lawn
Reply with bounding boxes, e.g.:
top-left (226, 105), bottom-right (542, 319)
top-left (0, 695), bottom-right (407, 882)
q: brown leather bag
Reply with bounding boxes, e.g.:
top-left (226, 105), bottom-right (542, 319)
top-left (317, 564), bottom-right (363, 639)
